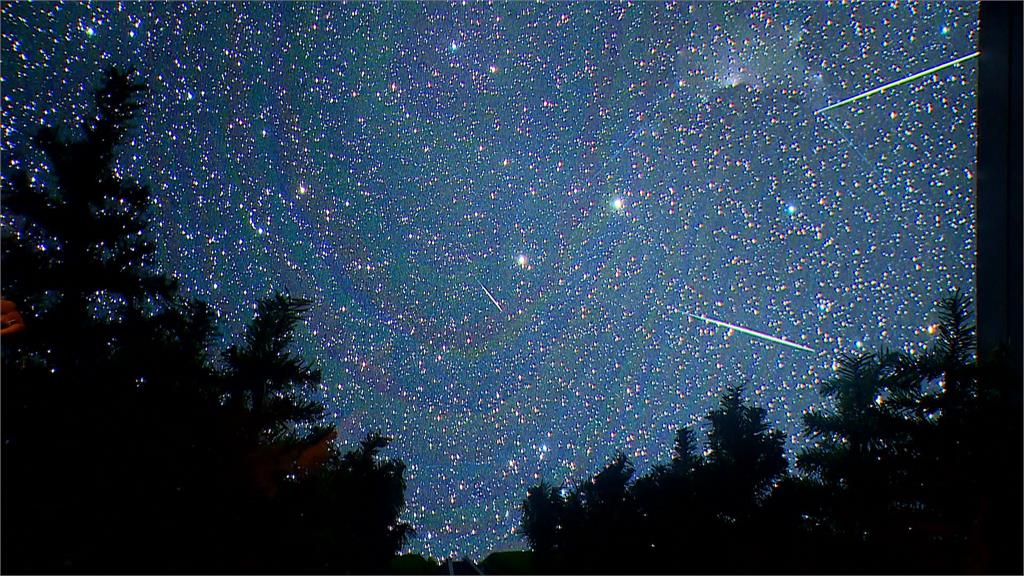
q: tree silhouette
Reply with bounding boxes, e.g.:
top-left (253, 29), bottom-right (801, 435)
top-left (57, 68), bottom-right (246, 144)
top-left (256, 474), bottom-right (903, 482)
top-left (792, 292), bottom-right (1023, 573)
top-left (702, 386), bottom-right (786, 517)
top-left (517, 289), bottom-right (1022, 575)
top-left (251, 431), bottom-right (414, 574)
top-left (886, 291), bottom-right (1021, 573)
top-left (521, 388), bottom-right (789, 574)
top-left (222, 292), bottom-right (324, 444)
top-left (520, 454), bottom-right (636, 573)
top-left (570, 452), bottom-right (635, 571)
top-left (629, 426), bottom-right (702, 570)
top-left (670, 426), bottom-right (700, 474)
top-left (799, 352), bottom-right (903, 496)
top-left (5, 65), bottom-right (1018, 575)
top-left (795, 341), bottom-right (965, 572)
top-left (2, 68), bottom-right (415, 574)
top-left (694, 386), bottom-right (788, 572)
top-left (3, 67), bottom-right (174, 365)
top-left (2, 67), bottom-right (181, 573)
top-left (521, 480), bottom-right (564, 556)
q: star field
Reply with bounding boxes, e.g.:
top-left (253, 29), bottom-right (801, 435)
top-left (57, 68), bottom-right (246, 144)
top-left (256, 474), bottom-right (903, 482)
top-left (1, 1), bottom-right (977, 559)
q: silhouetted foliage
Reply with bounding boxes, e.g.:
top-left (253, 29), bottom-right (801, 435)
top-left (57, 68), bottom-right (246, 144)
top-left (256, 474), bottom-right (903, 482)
top-left (2, 68), bottom-right (412, 574)
top-left (703, 385), bottom-right (786, 516)
top-left (521, 293), bottom-right (1021, 574)
top-left (391, 553), bottom-right (446, 574)
top-left (250, 431), bottom-right (415, 573)
top-left (223, 292), bottom-right (324, 442)
top-left (3, 68), bottom-right (174, 338)
top-left (2, 66), bottom-right (180, 573)
top-left (522, 481), bottom-right (564, 555)
top-left (790, 291), bottom-right (1021, 573)
top-left (522, 388), bottom-right (789, 574)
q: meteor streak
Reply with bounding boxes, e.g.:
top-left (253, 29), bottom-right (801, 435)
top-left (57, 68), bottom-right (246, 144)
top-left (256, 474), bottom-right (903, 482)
top-left (686, 312), bottom-right (815, 353)
top-left (814, 51), bottom-right (979, 115)
top-left (479, 282), bottom-right (504, 313)
top-left (457, 250), bottom-right (504, 314)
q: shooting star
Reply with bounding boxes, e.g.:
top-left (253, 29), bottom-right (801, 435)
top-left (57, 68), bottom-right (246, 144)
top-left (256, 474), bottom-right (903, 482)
top-left (459, 250), bottom-right (504, 314)
top-left (478, 282), bottom-right (503, 313)
top-left (686, 312), bottom-right (815, 353)
top-left (814, 51), bottom-right (979, 115)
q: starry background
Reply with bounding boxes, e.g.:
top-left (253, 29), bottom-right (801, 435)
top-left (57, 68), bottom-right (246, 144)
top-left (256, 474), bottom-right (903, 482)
top-left (2, 1), bottom-right (977, 559)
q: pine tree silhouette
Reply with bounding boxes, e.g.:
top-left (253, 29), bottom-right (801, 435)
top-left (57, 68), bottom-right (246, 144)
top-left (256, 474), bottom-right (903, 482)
top-left (793, 292), bottom-right (1023, 573)
top-left (630, 426), bottom-right (702, 570)
top-left (3, 67), bottom-right (174, 346)
top-left (521, 388), bottom-right (789, 574)
top-left (521, 480), bottom-right (564, 556)
top-left (702, 386), bottom-right (787, 516)
top-left (2, 68), bottom-right (415, 574)
top-left (2, 67), bottom-right (180, 573)
top-left (260, 431), bottom-right (415, 573)
top-left (222, 292), bottom-right (324, 443)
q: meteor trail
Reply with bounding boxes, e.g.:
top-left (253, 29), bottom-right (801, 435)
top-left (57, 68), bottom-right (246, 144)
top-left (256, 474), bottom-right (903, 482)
top-left (457, 249), bottom-right (504, 314)
top-left (814, 51), bottom-right (979, 115)
top-left (479, 282), bottom-right (504, 313)
top-left (686, 312), bottom-right (815, 353)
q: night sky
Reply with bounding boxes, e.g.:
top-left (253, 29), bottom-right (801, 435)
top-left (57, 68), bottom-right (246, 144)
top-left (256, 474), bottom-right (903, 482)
top-left (2, 1), bottom-right (977, 559)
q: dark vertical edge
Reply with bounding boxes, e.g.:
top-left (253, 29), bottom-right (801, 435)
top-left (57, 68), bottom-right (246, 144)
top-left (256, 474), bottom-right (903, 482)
top-left (977, 1), bottom-right (1022, 369)
top-left (977, 8), bottom-right (1023, 571)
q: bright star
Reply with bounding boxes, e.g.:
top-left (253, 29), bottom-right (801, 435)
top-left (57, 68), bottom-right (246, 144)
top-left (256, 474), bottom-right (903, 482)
top-left (516, 254), bottom-right (528, 268)
top-left (611, 197), bottom-right (625, 211)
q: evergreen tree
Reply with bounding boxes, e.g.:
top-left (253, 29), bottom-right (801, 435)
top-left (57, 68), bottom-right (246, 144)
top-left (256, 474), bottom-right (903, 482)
top-left (793, 292), bottom-right (1015, 572)
top-left (701, 385), bottom-right (787, 522)
top-left (2, 67), bottom-right (178, 573)
top-left (521, 454), bottom-right (635, 573)
top-left (521, 389), bottom-right (788, 574)
top-left (222, 292), bottom-right (324, 444)
top-left (521, 480), bottom-right (564, 556)
top-left (630, 426), bottom-right (702, 570)
top-left (799, 353), bottom-right (892, 483)
top-left (260, 432), bottom-right (414, 574)
top-left (2, 67), bottom-right (174, 363)
top-left (886, 292), bottom-right (1020, 573)
top-left (796, 351), bottom-right (920, 571)
top-left (694, 386), bottom-right (787, 572)
top-left (670, 426), bottom-right (700, 474)
top-left (2, 68), bottom-right (415, 574)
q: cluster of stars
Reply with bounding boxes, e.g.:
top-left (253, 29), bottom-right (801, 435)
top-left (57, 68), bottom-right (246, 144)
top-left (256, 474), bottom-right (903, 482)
top-left (2, 1), bottom-right (976, 560)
